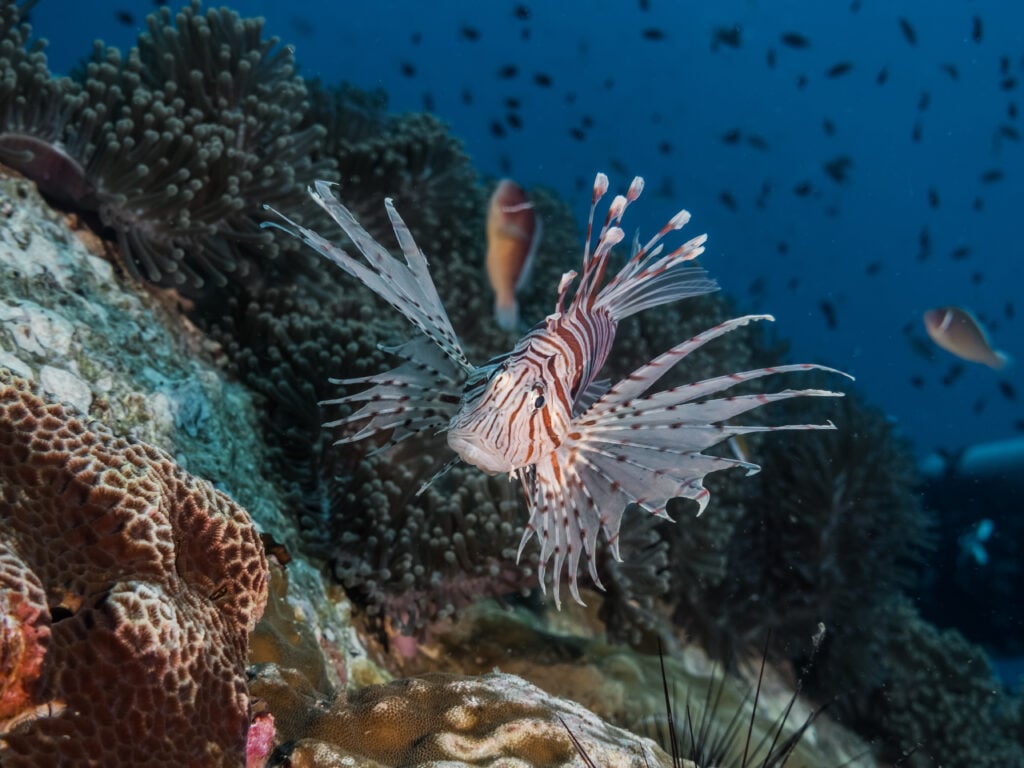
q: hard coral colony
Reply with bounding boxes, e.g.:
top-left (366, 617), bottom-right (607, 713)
top-left (267, 173), bottom-right (850, 605)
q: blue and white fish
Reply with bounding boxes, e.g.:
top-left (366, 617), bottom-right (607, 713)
top-left (265, 173), bottom-right (850, 607)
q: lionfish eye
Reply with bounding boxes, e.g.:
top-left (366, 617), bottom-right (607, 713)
top-left (534, 395), bottom-right (545, 408)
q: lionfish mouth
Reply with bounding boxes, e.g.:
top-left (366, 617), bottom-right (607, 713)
top-left (446, 429), bottom-right (507, 476)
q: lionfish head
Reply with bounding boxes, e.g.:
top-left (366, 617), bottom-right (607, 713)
top-left (447, 347), bottom-right (573, 475)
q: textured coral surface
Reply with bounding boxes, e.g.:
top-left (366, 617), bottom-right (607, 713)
top-left (0, 371), bottom-right (268, 766)
top-left (250, 666), bottom-right (675, 767)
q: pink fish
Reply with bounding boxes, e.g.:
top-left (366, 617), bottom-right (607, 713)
top-left (265, 173), bottom-right (849, 607)
top-left (923, 306), bottom-right (1010, 369)
top-left (486, 179), bottom-right (542, 330)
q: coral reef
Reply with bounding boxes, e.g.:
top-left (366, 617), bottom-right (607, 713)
top-left (719, 388), bottom-right (931, 684)
top-left (855, 599), bottom-right (1024, 768)
top-left (0, 0), bottom-right (333, 294)
top-left (0, 370), bottom-right (268, 765)
top-left (0, 168), bottom-right (283, 532)
top-left (250, 667), bottom-right (674, 767)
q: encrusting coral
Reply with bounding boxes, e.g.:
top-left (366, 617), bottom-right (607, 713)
top-left (0, 370), bottom-right (268, 766)
top-left (249, 666), bottom-right (674, 767)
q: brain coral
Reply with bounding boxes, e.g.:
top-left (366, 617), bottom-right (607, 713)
top-left (249, 667), bottom-right (673, 767)
top-left (0, 370), bottom-right (268, 766)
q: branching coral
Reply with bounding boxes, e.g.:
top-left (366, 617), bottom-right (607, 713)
top-left (0, 0), bottom-right (334, 294)
top-left (0, 370), bottom-right (268, 766)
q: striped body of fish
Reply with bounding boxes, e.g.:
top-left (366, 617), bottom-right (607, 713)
top-left (265, 173), bottom-right (849, 607)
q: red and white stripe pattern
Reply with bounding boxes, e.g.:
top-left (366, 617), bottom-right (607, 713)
top-left (268, 173), bottom-right (851, 608)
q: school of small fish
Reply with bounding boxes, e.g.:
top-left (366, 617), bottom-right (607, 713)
top-left (266, 173), bottom-right (850, 605)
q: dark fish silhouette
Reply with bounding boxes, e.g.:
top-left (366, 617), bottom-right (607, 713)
top-left (781, 32), bottom-right (810, 49)
top-left (777, 241), bottom-right (789, 255)
top-left (973, 15), bottom-right (983, 43)
top-left (746, 134), bottom-right (769, 151)
top-left (581, 115), bottom-right (594, 128)
top-left (498, 65), bottom-right (519, 79)
top-left (980, 169), bottom-right (1004, 183)
top-left (996, 124), bottom-right (1020, 143)
top-left (505, 97), bottom-right (521, 109)
top-left (400, 61), bottom-right (416, 77)
top-left (658, 141), bottom-right (673, 155)
top-left (999, 381), bottom-right (1017, 401)
top-left (533, 72), bottom-right (553, 87)
top-left (642, 28), bottom-right (666, 41)
top-left (506, 113), bottom-right (522, 130)
top-left (460, 25), bottom-right (481, 41)
top-left (865, 261), bottom-right (882, 276)
top-left (639, 0), bottom-right (650, 10)
top-left (928, 187), bottom-right (940, 208)
top-left (917, 226), bottom-right (931, 261)
top-left (793, 181), bottom-right (813, 197)
top-left (569, 127), bottom-right (585, 141)
top-left (490, 121), bottom-right (506, 138)
top-left (411, 32), bottom-right (422, 45)
top-left (721, 129), bottom-right (742, 145)
top-left (910, 375), bottom-right (925, 389)
top-left (823, 118), bottom-right (836, 136)
top-left (719, 190), bottom-right (738, 211)
top-left (912, 121), bottom-right (923, 143)
top-left (823, 155), bottom-right (853, 183)
top-left (971, 271), bottom-right (984, 285)
top-left (918, 91), bottom-right (931, 111)
top-left (712, 25), bottom-right (742, 50)
top-left (951, 245), bottom-right (971, 260)
top-left (766, 49), bottom-right (777, 68)
top-left (289, 16), bottom-right (314, 38)
top-left (826, 62), bottom-right (853, 78)
top-left (941, 363), bottom-right (965, 387)
top-left (115, 9), bottom-right (135, 26)
top-left (820, 300), bottom-right (838, 329)
top-left (876, 67), bottom-right (889, 85)
top-left (1006, 301), bottom-right (1015, 320)
top-left (898, 17), bottom-right (917, 45)
top-left (514, 5), bottom-right (531, 20)
top-left (940, 63), bottom-right (960, 80)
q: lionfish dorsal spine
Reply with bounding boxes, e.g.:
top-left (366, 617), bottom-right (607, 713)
top-left (267, 180), bottom-right (473, 373)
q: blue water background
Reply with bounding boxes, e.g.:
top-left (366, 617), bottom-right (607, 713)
top-left (32, 0), bottom-right (1023, 460)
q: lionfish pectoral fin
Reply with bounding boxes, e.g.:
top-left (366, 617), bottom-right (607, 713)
top-left (322, 337), bottom-right (466, 460)
top-left (415, 456), bottom-right (461, 496)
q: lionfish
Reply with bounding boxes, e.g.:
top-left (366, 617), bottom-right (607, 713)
top-left (265, 173), bottom-right (849, 607)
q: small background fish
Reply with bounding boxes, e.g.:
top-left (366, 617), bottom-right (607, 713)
top-left (923, 306), bottom-right (1010, 370)
top-left (486, 179), bottom-right (541, 330)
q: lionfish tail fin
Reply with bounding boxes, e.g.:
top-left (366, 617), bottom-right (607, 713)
top-left (321, 337), bottom-right (465, 454)
top-left (263, 180), bottom-right (473, 372)
top-left (569, 173), bottom-right (718, 321)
